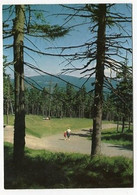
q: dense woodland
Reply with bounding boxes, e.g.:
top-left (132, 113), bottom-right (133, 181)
top-left (4, 70), bottom-right (132, 127)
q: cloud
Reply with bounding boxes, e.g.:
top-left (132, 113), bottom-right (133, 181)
top-left (104, 68), bottom-right (116, 78)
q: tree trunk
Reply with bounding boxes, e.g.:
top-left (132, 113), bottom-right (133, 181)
top-left (122, 116), bottom-right (125, 133)
top-left (9, 99), bottom-right (14, 115)
top-left (13, 5), bottom-right (25, 166)
top-left (117, 119), bottom-right (119, 133)
top-left (91, 4), bottom-right (106, 156)
top-left (6, 99), bottom-right (9, 125)
top-left (6, 76), bottom-right (10, 124)
top-left (122, 104), bottom-right (126, 133)
top-left (128, 114), bottom-right (131, 131)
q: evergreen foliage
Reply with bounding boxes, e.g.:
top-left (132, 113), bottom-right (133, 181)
top-left (109, 64), bottom-right (132, 132)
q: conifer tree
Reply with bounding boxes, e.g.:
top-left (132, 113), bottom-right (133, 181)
top-left (54, 4), bottom-right (132, 156)
top-left (3, 4), bottom-right (69, 164)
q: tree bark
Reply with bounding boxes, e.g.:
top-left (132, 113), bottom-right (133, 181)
top-left (13, 5), bottom-right (25, 165)
top-left (128, 115), bottom-right (131, 131)
top-left (122, 116), bottom-right (125, 133)
top-left (122, 104), bottom-right (126, 133)
top-left (91, 4), bottom-right (106, 156)
top-left (6, 98), bottom-right (9, 125)
top-left (117, 120), bottom-right (119, 133)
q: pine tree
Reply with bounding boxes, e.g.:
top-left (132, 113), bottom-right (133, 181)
top-left (65, 83), bottom-right (76, 117)
top-left (13, 5), bottom-right (25, 165)
top-left (111, 64), bottom-right (132, 132)
top-left (91, 4), bottom-right (106, 156)
top-left (55, 4), bottom-right (132, 156)
top-left (3, 4), bottom-right (69, 165)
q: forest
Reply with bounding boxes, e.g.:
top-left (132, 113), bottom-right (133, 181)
top-left (4, 71), bottom-right (132, 125)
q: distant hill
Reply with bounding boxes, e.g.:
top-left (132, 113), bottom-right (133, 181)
top-left (24, 74), bottom-right (96, 92)
top-left (11, 74), bottom-right (116, 92)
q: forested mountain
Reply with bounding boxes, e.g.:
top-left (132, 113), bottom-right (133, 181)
top-left (21, 74), bottom-right (116, 92)
top-left (25, 74), bottom-right (95, 91)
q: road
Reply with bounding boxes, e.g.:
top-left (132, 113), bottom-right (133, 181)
top-left (4, 124), bottom-right (133, 158)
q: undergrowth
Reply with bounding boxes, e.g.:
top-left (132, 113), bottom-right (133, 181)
top-left (4, 142), bottom-right (133, 189)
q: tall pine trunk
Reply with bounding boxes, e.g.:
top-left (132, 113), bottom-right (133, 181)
top-left (91, 4), bottom-right (106, 156)
top-left (13, 5), bottom-right (25, 165)
top-left (122, 103), bottom-right (126, 133)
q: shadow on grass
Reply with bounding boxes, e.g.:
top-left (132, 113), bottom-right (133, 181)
top-left (101, 131), bottom-right (133, 141)
top-left (108, 144), bottom-right (133, 151)
top-left (101, 131), bottom-right (133, 150)
top-left (4, 143), bottom-right (133, 189)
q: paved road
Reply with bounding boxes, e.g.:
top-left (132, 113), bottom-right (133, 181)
top-left (4, 124), bottom-right (133, 158)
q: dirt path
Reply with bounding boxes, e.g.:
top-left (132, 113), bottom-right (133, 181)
top-left (4, 124), bottom-right (133, 159)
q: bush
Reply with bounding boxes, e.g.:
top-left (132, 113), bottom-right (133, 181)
top-left (4, 143), bottom-right (133, 189)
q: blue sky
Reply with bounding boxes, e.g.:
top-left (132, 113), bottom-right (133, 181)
top-left (3, 3), bottom-right (132, 78)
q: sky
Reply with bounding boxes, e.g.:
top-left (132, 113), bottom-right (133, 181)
top-left (2, 3), bottom-right (132, 79)
top-left (3, 4), bottom-right (91, 77)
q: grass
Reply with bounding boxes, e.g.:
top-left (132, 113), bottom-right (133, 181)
top-left (4, 142), bottom-right (133, 189)
top-left (4, 114), bottom-right (14, 126)
top-left (25, 115), bottom-right (94, 137)
top-left (101, 128), bottom-right (133, 150)
top-left (4, 115), bottom-right (111, 138)
top-left (4, 115), bottom-right (133, 148)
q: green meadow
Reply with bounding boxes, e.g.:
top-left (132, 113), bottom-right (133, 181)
top-left (25, 115), bottom-right (94, 137)
top-left (5, 115), bottom-right (95, 137)
top-left (4, 115), bottom-right (133, 149)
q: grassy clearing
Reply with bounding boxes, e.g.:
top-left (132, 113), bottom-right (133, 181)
top-left (25, 115), bottom-right (94, 137)
top-left (101, 128), bottom-right (133, 150)
top-left (85, 127), bottom-right (133, 149)
top-left (4, 142), bottom-right (133, 189)
top-left (4, 115), bottom-right (94, 137)
top-left (4, 115), bottom-right (111, 138)
top-left (4, 115), bottom-right (133, 148)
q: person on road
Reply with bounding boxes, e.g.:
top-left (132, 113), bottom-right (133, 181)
top-left (66, 128), bottom-right (71, 140)
top-left (64, 131), bottom-right (67, 140)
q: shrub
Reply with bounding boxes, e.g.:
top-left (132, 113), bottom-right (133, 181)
top-left (4, 143), bottom-right (133, 189)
